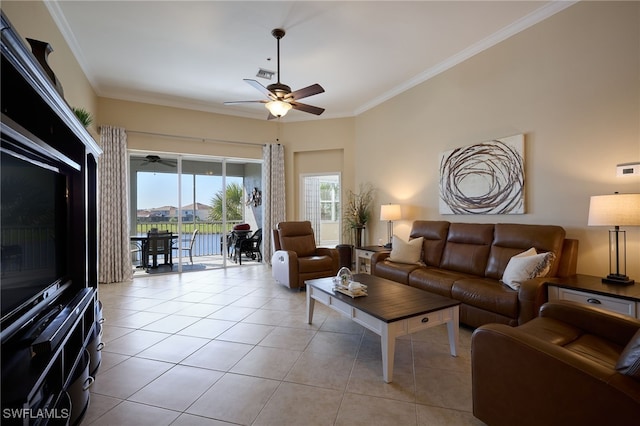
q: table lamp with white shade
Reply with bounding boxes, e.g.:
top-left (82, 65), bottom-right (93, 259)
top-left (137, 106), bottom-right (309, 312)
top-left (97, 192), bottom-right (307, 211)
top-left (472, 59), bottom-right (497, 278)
top-left (380, 204), bottom-right (401, 249)
top-left (587, 192), bottom-right (640, 285)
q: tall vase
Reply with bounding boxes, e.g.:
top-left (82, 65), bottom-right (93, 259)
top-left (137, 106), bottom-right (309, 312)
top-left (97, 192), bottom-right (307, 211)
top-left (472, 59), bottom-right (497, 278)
top-left (354, 225), bottom-right (365, 248)
top-left (26, 38), bottom-right (64, 97)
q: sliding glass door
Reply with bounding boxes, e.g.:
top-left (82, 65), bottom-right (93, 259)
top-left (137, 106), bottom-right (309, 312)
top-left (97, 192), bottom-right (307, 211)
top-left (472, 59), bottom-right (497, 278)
top-left (179, 158), bottom-right (226, 270)
top-left (129, 152), bottom-right (262, 275)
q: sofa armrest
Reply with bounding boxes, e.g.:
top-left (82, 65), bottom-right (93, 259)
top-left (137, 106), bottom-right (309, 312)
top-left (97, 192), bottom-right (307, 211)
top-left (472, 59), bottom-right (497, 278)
top-left (556, 238), bottom-right (579, 277)
top-left (516, 278), bottom-right (548, 325)
top-left (315, 247), bottom-right (340, 273)
top-left (370, 251), bottom-right (391, 274)
top-left (540, 301), bottom-right (640, 346)
top-left (472, 323), bottom-right (640, 426)
top-left (315, 247), bottom-right (337, 257)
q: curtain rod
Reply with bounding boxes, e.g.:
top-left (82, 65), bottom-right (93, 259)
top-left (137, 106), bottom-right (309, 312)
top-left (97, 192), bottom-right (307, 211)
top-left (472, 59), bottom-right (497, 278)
top-left (99, 127), bottom-right (266, 147)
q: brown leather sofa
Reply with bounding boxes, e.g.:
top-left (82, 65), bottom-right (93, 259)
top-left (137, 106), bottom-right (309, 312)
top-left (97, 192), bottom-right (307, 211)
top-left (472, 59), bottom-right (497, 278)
top-left (271, 221), bottom-right (340, 289)
top-left (472, 301), bottom-right (640, 426)
top-left (370, 221), bottom-right (578, 327)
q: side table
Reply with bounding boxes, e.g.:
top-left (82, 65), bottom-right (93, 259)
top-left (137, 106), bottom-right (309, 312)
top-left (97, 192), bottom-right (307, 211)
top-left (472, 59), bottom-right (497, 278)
top-left (354, 245), bottom-right (390, 274)
top-left (546, 274), bottom-right (640, 319)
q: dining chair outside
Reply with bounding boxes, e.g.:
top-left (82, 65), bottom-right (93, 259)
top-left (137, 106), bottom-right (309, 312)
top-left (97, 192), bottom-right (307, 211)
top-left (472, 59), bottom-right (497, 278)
top-left (147, 230), bottom-right (172, 269)
top-left (177, 229), bottom-right (198, 264)
top-left (238, 228), bottom-right (262, 265)
top-left (130, 241), bottom-right (143, 267)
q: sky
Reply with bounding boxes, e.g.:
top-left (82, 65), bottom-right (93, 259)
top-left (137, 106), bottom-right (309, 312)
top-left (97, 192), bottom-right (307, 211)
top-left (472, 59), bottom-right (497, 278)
top-left (137, 172), bottom-right (242, 209)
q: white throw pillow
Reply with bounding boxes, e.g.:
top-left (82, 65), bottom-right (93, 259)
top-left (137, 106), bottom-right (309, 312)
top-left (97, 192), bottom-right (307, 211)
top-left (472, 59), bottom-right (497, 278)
top-left (502, 248), bottom-right (555, 290)
top-left (387, 235), bottom-right (423, 264)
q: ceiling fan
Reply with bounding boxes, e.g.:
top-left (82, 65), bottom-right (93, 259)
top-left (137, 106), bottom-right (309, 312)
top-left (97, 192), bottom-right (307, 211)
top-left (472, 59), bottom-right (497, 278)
top-left (224, 28), bottom-right (325, 120)
top-left (140, 155), bottom-right (176, 167)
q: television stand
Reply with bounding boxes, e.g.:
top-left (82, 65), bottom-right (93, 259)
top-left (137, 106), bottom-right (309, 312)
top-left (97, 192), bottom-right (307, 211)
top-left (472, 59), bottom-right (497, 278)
top-left (1, 11), bottom-right (101, 425)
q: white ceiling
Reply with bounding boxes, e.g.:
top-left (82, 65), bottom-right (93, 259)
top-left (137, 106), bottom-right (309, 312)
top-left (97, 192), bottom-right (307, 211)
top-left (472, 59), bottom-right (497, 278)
top-left (46, 1), bottom-right (576, 122)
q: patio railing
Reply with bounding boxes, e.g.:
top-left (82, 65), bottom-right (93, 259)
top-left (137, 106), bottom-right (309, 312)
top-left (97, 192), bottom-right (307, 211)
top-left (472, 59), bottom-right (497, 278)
top-left (135, 220), bottom-right (245, 256)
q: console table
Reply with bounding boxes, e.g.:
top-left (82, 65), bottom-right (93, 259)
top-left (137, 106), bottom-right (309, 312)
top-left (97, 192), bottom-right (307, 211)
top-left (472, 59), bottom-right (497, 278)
top-left (547, 274), bottom-right (640, 319)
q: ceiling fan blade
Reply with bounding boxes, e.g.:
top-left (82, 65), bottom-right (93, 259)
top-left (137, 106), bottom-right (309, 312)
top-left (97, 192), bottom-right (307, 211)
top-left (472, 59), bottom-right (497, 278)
top-left (223, 100), bottom-right (268, 105)
top-left (286, 84), bottom-right (324, 101)
top-left (290, 101), bottom-right (325, 116)
top-left (244, 79), bottom-right (276, 100)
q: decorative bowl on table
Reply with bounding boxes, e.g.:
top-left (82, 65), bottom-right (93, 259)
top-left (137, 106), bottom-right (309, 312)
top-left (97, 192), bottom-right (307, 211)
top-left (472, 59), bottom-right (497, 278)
top-left (335, 267), bottom-right (353, 286)
top-left (333, 267), bottom-right (367, 297)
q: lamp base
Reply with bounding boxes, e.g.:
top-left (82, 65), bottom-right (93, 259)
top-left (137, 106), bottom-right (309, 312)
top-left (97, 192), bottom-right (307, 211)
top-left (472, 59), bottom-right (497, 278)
top-left (602, 274), bottom-right (635, 286)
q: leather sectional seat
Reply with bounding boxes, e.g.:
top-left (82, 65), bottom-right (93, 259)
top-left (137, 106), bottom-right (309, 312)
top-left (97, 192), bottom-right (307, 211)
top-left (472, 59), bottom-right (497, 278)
top-left (472, 301), bottom-right (640, 425)
top-left (370, 221), bottom-right (579, 328)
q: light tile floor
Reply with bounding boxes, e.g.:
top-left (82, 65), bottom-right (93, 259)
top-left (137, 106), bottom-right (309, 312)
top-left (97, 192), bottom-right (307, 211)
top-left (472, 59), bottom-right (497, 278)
top-left (86, 265), bottom-right (486, 425)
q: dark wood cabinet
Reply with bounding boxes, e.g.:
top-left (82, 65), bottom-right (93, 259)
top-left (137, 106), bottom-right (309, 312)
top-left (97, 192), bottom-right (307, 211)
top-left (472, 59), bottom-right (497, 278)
top-left (1, 11), bottom-right (101, 425)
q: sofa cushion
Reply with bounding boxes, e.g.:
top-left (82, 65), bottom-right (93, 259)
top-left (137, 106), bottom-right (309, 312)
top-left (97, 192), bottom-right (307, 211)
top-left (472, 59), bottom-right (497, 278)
top-left (565, 334), bottom-right (624, 370)
top-left (502, 249), bottom-right (556, 290)
top-left (298, 255), bottom-right (333, 273)
top-left (516, 316), bottom-right (582, 345)
top-left (409, 221), bottom-right (449, 266)
top-left (617, 329), bottom-right (640, 379)
top-left (440, 223), bottom-right (494, 276)
top-left (485, 223), bottom-right (566, 279)
top-left (282, 235), bottom-right (317, 257)
top-left (388, 235), bottom-right (423, 264)
top-left (375, 260), bottom-right (421, 285)
top-left (451, 278), bottom-right (519, 318)
top-left (277, 221), bottom-right (317, 257)
top-left (408, 268), bottom-right (474, 298)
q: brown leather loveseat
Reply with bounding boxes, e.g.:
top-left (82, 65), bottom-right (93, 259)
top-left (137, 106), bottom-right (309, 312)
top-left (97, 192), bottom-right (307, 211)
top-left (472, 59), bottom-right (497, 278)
top-left (371, 221), bottom-right (578, 328)
top-left (472, 301), bottom-right (640, 425)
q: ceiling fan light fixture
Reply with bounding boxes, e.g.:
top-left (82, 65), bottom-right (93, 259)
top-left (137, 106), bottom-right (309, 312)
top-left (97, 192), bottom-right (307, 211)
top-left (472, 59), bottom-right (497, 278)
top-left (265, 100), bottom-right (292, 117)
top-left (224, 28), bottom-right (324, 119)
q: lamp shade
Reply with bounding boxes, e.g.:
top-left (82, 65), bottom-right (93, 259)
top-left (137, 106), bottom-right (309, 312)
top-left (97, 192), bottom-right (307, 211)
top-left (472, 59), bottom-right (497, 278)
top-left (380, 204), bottom-right (401, 221)
top-left (265, 100), bottom-right (292, 117)
top-left (588, 193), bottom-right (640, 226)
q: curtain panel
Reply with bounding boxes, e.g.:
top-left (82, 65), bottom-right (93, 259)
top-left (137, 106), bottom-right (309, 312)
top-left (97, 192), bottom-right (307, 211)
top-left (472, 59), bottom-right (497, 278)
top-left (98, 125), bottom-right (133, 283)
top-left (262, 144), bottom-right (286, 264)
top-left (304, 177), bottom-right (321, 243)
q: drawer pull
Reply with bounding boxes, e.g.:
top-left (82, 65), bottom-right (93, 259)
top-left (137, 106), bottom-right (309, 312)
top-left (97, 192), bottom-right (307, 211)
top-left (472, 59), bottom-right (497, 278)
top-left (421, 317), bottom-right (429, 323)
top-left (587, 298), bottom-right (602, 305)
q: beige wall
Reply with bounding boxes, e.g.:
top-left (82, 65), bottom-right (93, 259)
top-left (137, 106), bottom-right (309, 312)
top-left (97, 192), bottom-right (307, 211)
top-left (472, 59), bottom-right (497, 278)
top-left (355, 1), bottom-right (640, 279)
top-left (283, 119), bottom-right (355, 220)
top-left (3, 1), bottom-right (639, 279)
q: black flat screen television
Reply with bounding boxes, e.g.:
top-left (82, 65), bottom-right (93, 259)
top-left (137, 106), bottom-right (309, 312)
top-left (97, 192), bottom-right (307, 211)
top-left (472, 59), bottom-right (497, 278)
top-left (0, 118), bottom-right (78, 342)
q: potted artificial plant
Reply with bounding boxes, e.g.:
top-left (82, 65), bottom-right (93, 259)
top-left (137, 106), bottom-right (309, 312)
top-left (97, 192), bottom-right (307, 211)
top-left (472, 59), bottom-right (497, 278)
top-left (343, 182), bottom-right (375, 247)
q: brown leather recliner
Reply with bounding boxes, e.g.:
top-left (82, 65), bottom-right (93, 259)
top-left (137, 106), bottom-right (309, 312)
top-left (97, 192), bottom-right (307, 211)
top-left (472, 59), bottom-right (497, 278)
top-left (271, 221), bottom-right (339, 289)
top-left (471, 301), bottom-right (640, 426)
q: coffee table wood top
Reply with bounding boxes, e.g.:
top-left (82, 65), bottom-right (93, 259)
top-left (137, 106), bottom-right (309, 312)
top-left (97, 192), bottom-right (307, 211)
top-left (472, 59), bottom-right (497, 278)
top-left (305, 274), bottom-right (460, 323)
